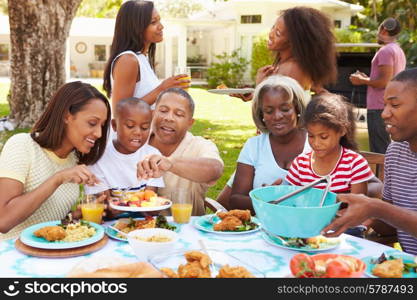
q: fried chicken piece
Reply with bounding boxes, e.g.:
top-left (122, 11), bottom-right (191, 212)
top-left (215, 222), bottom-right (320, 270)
top-left (217, 209), bottom-right (251, 222)
top-left (216, 83), bottom-right (228, 89)
top-left (184, 251), bottom-right (212, 268)
top-left (114, 222), bottom-right (129, 231)
top-left (176, 251), bottom-right (213, 278)
top-left (160, 268), bottom-right (179, 278)
top-left (372, 259), bottom-right (404, 278)
top-left (134, 218), bottom-right (156, 229)
top-left (216, 265), bottom-right (254, 278)
top-left (178, 261), bottom-right (211, 278)
top-left (34, 226), bottom-right (66, 242)
top-left (213, 216), bottom-right (243, 231)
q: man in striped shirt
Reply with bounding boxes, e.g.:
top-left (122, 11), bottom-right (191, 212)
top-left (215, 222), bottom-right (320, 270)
top-left (323, 68), bottom-right (417, 255)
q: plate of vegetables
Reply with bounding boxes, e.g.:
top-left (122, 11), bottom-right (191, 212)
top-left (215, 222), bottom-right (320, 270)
top-left (262, 232), bottom-right (341, 252)
top-left (290, 253), bottom-right (366, 278)
top-left (105, 216), bottom-right (179, 242)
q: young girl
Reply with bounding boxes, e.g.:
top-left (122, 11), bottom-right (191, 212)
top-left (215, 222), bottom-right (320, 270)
top-left (103, 0), bottom-right (189, 112)
top-left (286, 93), bottom-right (374, 195)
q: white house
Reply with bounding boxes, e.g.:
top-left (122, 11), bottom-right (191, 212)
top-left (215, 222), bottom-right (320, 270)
top-left (0, 0), bottom-right (363, 81)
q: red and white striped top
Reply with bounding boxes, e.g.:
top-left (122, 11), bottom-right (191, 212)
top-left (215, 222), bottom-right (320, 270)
top-left (285, 147), bottom-right (374, 193)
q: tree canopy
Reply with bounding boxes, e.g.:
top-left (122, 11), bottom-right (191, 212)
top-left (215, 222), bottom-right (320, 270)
top-left (155, 0), bottom-right (204, 18)
top-left (76, 0), bottom-right (122, 18)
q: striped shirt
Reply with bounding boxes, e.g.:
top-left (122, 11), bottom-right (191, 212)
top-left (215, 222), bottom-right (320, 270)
top-left (383, 141), bottom-right (417, 255)
top-left (286, 147), bottom-right (374, 193)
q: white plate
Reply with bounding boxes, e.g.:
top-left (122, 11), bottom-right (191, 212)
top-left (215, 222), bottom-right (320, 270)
top-left (109, 200), bottom-right (172, 212)
top-left (207, 88), bottom-right (254, 95)
top-left (149, 249), bottom-right (265, 278)
top-left (261, 232), bottom-right (341, 252)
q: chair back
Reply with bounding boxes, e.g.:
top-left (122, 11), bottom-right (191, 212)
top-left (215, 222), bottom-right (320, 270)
top-left (360, 151), bottom-right (398, 247)
top-left (360, 151), bottom-right (385, 181)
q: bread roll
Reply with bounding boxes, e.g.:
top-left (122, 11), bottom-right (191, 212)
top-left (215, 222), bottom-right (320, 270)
top-left (67, 262), bottom-right (165, 278)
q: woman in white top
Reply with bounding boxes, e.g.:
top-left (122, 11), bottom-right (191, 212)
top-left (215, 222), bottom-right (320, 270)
top-left (227, 76), bottom-right (309, 213)
top-left (103, 0), bottom-right (189, 112)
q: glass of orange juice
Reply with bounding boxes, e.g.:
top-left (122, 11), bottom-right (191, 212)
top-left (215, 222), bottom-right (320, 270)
top-left (81, 193), bottom-right (105, 224)
top-left (174, 66), bottom-right (191, 91)
top-left (170, 188), bottom-right (193, 224)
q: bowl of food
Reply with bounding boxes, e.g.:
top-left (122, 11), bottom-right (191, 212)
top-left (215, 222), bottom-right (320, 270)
top-left (149, 249), bottom-right (265, 278)
top-left (249, 185), bottom-right (340, 238)
top-left (127, 228), bottom-right (178, 261)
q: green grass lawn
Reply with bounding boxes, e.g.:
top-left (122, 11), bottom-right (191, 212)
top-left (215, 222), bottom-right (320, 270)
top-left (0, 82), bottom-right (369, 199)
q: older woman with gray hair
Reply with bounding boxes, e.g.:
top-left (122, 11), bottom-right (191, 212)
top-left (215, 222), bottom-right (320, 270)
top-left (222, 75), bottom-right (311, 212)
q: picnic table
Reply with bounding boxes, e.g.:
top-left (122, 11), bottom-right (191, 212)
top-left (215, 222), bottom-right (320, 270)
top-left (0, 217), bottom-right (397, 277)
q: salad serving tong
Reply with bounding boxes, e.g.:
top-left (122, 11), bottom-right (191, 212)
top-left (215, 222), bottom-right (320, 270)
top-left (268, 175), bottom-right (332, 207)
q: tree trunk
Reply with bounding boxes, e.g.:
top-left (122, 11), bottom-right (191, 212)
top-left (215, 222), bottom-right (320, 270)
top-left (7, 0), bottom-right (82, 128)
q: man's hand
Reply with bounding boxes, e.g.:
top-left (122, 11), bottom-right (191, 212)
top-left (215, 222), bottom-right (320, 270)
top-left (137, 155), bottom-right (173, 180)
top-left (349, 71), bottom-right (369, 86)
top-left (321, 193), bottom-right (377, 237)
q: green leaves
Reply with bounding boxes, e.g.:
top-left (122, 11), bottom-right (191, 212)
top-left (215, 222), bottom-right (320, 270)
top-left (251, 35), bottom-right (274, 80)
top-left (207, 49), bottom-right (249, 88)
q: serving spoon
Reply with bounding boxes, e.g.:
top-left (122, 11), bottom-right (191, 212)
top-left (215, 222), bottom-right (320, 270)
top-left (108, 225), bottom-right (128, 238)
top-left (198, 240), bottom-right (217, 276)
top-left (267, 175), bottom-right (332, 206)
top-left (261, 228), bottom-right (290, 246)
top-left (204, 198), bottom-right (228, 225)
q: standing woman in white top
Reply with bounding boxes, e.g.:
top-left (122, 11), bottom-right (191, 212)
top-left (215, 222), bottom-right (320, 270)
top-left (103, 0), bottom-right (189, 112)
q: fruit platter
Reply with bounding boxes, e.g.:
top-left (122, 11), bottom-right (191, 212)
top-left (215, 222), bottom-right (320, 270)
top-left (110, 189), bottom-right (172, 212)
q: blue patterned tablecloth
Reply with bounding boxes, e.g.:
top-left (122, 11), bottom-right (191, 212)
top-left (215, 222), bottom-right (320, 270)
top-left (0, 217), bottom-right (396, 278)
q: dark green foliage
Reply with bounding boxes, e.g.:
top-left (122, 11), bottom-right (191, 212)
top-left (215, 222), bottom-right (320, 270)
top-left (251, 35), bottom-right (274, 80)
top-left (207, 50), bottom-right (249, 88)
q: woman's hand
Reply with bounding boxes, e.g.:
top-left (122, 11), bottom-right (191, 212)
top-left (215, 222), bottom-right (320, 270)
top-left (159, 74), bottom-right (190, 90)
top-left (229, 93), bottom-right (253, 102)
top-left (261, 178), bottom-right (283, 187)
top-left (55, 165), bottom-right (100, 186)
top-left (255, 65), bottom-right (277, 85)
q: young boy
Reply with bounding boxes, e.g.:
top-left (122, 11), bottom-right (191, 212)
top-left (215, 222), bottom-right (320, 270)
top-left (85, 98), bottom-right (164, 203)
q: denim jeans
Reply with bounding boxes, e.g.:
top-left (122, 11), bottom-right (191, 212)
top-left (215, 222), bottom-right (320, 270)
top-left (367, 109), bottom-right (391, 154)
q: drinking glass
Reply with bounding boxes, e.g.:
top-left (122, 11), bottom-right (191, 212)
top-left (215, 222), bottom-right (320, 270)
top-left (174, 66), bottom-right (191, 91)
top-left (170, 188), bottom-right (193, 224)
top-left (81, 193), bottom-right (105, 224)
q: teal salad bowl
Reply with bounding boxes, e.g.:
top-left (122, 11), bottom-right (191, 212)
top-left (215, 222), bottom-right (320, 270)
top-left (250, 185), bottom-right (340, 238)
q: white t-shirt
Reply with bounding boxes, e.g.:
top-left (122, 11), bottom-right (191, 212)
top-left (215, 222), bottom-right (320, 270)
top-left (85, 140), bottom-right (164, 195)
top-left (229, 132), bottom-right (311, 189)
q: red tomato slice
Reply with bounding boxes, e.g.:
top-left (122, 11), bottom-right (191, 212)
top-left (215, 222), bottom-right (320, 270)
top-left (290, 253), bottom-right (316, 278)
top-left (325, 259), bottom-right (352, 278)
